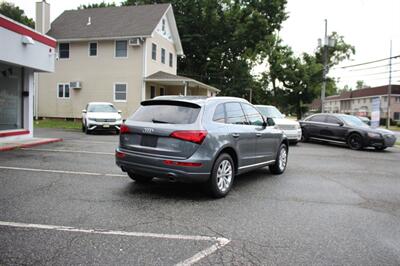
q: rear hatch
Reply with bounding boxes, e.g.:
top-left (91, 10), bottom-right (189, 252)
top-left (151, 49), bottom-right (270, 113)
top-left (119, 100), bottom-right (205, 159)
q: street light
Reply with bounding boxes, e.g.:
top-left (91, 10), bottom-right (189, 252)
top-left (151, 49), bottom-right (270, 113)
top-left (318, 19), bottom-right (335, 113)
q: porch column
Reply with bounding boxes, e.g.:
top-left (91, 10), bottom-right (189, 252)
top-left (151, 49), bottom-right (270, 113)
top-left (184, 81), bottom-right (188, 96)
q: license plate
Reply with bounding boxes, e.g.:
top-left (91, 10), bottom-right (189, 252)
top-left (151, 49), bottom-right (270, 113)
top-left (103, 124), bottom-right (110, 128)
top-left (141, 135), bottom-right (158, 147)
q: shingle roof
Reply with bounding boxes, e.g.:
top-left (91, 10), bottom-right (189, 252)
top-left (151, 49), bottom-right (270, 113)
top-left (325, 85), bottom-right (400, 100)
top-left (47, 4), bottom-right (170, 40)
top-left (145, 71), bottom-right (220, 92)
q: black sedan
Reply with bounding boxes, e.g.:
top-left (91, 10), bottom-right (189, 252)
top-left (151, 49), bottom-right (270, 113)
top-left (300, 113), bottom-right (396, 150)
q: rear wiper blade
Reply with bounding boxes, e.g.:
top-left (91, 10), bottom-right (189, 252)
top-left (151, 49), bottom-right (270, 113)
top-left (152, 119), bottom-right (173, 124)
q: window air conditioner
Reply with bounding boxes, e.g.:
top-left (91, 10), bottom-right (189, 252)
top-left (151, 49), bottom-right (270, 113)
top-left (128, 38), bottom-right (141, 46)
top-left (70, 81), bottom-right (82, 89)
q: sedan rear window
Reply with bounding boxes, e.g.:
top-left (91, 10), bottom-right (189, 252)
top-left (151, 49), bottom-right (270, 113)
top-left (130, 104), bottom-right (200, 124)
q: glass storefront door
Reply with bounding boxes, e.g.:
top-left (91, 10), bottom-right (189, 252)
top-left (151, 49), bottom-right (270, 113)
top-left (0, 63), bottom-right (22, 130)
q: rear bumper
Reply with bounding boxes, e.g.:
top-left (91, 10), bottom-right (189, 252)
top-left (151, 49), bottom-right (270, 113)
top-left (115, 148), bottom-right (211, 183)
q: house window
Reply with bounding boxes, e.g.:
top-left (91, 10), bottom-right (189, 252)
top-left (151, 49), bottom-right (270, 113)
top-left (150, 86), bottom-right (156, 98)
top-left (394, 112), bottom-right (400, 121)
top-left (169, 52), bottom-right (173, 67)
top-left (160, 87), bottom-right (165, 96)
top-left (161, 48), bottom-right (166, 64)
top-left (162, 19), bottom-right (166, 32)
top-left (115, 40), bottom-right (127, 58)
top-left (152, 43), bottom-right (157, 60)
top-left (396, 97), bottom-right (400, 103)
top-left (59, 43), bottom-right (69, 59)
top-left (57, 83), bottom-right (70, 99)
top-left (89, 42), bottom-right (97, 56)
top-left (114, 83), bottom-right (127, 102)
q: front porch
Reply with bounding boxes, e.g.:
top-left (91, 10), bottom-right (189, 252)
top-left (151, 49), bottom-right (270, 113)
top-left (144, 71), bottom-right (219, 100)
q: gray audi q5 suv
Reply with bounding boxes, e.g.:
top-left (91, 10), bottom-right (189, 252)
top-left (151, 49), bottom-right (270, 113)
top-left (116, 96), bottom-right (288, 197)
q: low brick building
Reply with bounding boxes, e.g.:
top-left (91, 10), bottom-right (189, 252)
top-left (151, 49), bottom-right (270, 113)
top-left (310, 85), bottom-right (400, 121)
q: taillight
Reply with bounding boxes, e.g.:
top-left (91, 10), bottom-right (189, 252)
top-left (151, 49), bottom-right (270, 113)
top-left (115, 150), bottom-right (125, 158)
top-left (163, 160), bottom-right (202, 167)
top-left (170, 130), bottom-right (208, 144)
top-left (120, 124), bottom-right (130, 134)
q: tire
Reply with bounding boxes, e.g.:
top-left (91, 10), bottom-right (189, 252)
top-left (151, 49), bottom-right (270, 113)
top-left (269, 143), bottom-right (288, 175)
top-left (301, 130), bottom-right (309, 142)
top-left (208, 153), bottom-right (235, 198)
top-left (375, 146), bottom-right (387, 151)
top-left (127, 172), bottom-right (153, 183)
top-left (347, 133), bottom-right (364, 150)
top-left (85, 123), bottom-right (91, 135)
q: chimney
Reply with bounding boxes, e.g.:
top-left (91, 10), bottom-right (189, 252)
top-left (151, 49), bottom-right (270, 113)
top-left (35, 0), bottom-right (50, 34)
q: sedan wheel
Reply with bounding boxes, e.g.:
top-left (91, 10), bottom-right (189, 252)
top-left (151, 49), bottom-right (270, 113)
top-left (347, 134), bottom-right (363, 150)
top-left (208, 154), bottom-right (234, 198)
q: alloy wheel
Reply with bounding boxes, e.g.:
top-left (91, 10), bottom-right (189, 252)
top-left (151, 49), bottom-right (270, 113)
top-left (216, 160), bottom-right (233, 192)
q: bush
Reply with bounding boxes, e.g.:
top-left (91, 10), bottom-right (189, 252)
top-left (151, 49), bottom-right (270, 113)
top-left (397, 121), bottom-right (400, 127)
top-left (379, 118), bottom-right (397, 126)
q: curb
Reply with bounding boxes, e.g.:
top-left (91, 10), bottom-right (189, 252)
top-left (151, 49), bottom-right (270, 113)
top-left (0, 138), bottom-right (63, 152)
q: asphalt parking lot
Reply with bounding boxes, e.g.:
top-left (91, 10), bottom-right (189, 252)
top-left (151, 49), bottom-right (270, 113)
top-left (1, 128), bottom-right (400, 265)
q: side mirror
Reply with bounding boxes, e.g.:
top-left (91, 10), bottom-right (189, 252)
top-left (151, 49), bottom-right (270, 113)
top-left (118, 110), bottom-right (122, 114)
top-left (263, 115), bottom-right (275, 127)
top-left (82, 109), bottom-right (87, 113)
top-left (338, 121), bottom-right (344, 126)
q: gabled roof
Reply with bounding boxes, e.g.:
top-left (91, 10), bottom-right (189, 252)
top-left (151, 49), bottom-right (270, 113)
top-left (145, 71), bottom-right (220, 92)
top-left (47, 4), bottom-right (170, 40)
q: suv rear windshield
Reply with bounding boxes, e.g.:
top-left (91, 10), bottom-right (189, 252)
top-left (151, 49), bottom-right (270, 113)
top-left (130, 104), bottom-right (200, 124)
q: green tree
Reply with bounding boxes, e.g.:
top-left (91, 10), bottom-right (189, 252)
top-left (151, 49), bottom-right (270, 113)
top-left (121, 0), bottom-right (288, 99)
top-left (78, 2), bottom-right (116, 9)
top-left (355, 80), bottom-right (370, 90)
top-left (262, 32), bottom-right (354, 118)
top-left (0, 2), bottom-right (34, 28)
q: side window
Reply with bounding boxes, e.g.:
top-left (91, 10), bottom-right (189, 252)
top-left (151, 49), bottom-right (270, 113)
top-left (89, 42), bottom-right (97, 56)
top-left (152, 43), bottom-right (157, 60)
top-left (326, 116), bottom-right (341, 125)
top-left (57, 83), bottom-right (70, 99)
top-left (114, 83), bottom-right (127, 102)
top-left (115, 40), bottom-right (127, 58)
top-left (241, 103), bottom-right (264, 126)
top-left (213, 103), bottom-right (225, 123)
top-left (225, 102), bottom-right (247, 125)
top-left (161, 48), bottom-right (166, 64)
top-left (59, 43), bottom-right (69, 59)
top-left (309, 115), bottom-right (326, 123)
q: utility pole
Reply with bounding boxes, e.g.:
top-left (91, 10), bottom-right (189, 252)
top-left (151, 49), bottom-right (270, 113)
top-left (246, 88), bottom-right (253, 103)
top-left (321, 19), bottom-right (328, 113)
top-left (387, 40), bottom-right (393, 129)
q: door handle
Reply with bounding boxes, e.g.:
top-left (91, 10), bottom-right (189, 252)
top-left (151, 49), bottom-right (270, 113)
top-left (256, 133), bottom-right (262, 137)
top-left (232, 133), bottom-right (240, 138)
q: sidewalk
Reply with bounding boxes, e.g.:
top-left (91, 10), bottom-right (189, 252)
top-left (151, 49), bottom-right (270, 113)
top-left (0, 138), bottom-right (62, 152)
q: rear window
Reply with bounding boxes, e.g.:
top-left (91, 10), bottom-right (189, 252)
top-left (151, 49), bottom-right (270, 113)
top-left (130, 104), bottom-right (200, 124)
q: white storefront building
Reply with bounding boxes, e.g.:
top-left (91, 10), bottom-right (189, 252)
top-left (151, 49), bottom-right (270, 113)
top-left (0, 14), bottom-right (55, 142)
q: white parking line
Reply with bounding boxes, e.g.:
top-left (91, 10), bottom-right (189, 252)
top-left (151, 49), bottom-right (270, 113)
top-left (0, 166), bottom-right (126, 177)
top-left (21, 148), bottom-right (114, 155)
top-left (0, 220), bottom-right (230, 266)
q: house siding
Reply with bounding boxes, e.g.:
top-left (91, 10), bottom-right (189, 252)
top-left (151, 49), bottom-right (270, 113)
top-left (146, 32), bottom-right (177, 76)
top-left (38, 40), bottom-right (144, 119)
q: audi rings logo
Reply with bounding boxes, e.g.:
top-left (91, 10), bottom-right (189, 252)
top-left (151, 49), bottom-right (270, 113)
top-left (142, 128), bottom-right (154, 134)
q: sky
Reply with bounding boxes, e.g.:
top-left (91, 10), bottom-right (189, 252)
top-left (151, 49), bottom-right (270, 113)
top-left (4, 0), bottom-right (400, 89)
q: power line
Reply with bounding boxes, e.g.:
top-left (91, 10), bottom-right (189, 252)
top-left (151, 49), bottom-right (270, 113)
top-left (330, 69), bottom-right (400, 79)
top-left (348, 62), bottom-right (400, 72)
top-left (340, 55), bottom-right (400, 69)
